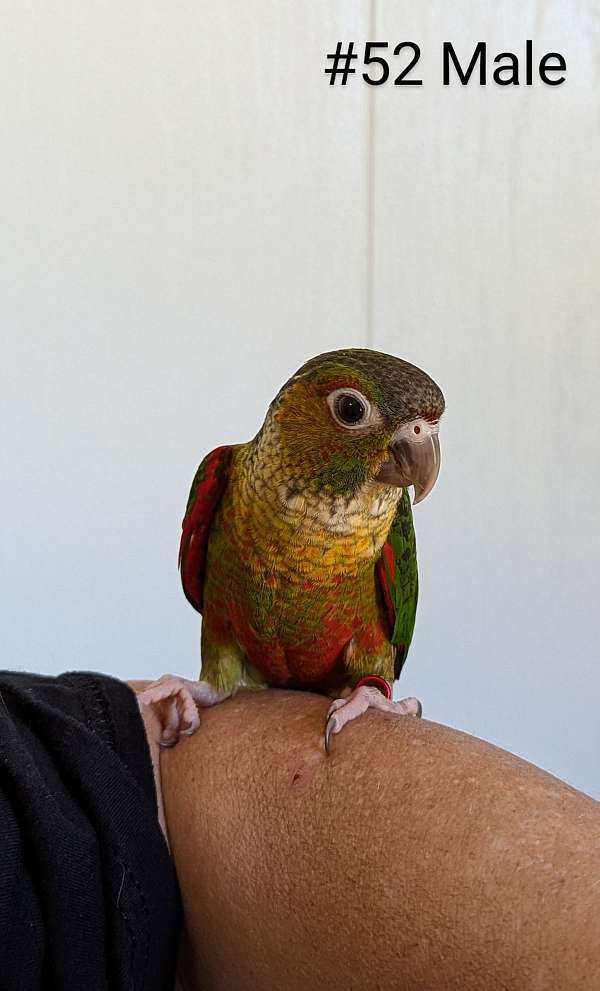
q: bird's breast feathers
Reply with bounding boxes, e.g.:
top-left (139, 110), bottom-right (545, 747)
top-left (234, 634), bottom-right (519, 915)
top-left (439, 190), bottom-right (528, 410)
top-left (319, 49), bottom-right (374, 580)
top-left (223, 441), bottom-right (401, 584)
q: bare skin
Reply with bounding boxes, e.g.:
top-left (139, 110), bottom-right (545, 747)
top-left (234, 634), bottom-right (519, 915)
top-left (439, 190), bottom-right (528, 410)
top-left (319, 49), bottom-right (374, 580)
top-left (133, 687), bottom-right (600, 991)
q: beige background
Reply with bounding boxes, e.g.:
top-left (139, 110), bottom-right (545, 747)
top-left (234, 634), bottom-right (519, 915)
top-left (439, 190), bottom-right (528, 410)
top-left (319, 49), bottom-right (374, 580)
top-left (1, 2), bottom-right (599, 796)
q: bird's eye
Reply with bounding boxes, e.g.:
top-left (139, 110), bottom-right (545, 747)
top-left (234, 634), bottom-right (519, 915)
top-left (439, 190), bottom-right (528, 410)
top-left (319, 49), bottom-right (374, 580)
top-left (327, 387), bottom-right (377, 430)
top-left (335, 393), bottom-right (366, 425)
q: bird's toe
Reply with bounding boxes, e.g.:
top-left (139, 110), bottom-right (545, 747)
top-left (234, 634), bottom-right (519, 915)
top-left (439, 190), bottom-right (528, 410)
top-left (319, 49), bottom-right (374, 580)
top-left (324, 713), bottom-right (339, 754)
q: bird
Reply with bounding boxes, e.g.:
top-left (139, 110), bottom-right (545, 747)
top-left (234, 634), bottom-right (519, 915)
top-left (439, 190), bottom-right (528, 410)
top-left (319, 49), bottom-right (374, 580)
top-left (138, 348), bottom-right (444, 751)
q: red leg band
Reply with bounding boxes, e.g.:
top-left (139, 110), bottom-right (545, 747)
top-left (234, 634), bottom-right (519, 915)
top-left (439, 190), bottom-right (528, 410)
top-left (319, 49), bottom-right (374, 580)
top-left (354, 675), bottom-right (392, 700)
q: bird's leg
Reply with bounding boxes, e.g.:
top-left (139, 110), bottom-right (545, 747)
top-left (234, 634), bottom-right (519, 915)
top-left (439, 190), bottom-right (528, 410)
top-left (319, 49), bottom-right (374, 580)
top-left (325, 675), bottom-right (422, 754)
top-left (138, 620), bottom-right (256, 747)
top-left (137, 675), bottom-right (228, 748)
top-left (323, 632), bottom-right (422, 752)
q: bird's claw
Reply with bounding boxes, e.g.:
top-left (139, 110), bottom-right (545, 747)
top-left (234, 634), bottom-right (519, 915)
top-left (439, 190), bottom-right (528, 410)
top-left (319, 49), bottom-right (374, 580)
top-left (158, 736), bottom-right (179, 750)
top-left (324, 715), bottom-right (336, 755)
top-left (323, 688), bottom-right (423, 754)
top-left (137, 674), bottom-right (224, 747)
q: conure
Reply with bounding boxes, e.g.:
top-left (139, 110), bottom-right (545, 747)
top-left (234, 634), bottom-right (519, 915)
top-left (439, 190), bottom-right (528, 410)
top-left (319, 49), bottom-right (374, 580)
top-left (139, 348), bottom-right (444, 750)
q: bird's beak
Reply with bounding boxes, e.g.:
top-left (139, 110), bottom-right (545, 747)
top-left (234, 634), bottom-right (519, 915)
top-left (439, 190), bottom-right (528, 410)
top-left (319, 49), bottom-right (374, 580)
top-left (375, 419), bottom-right (441, 504)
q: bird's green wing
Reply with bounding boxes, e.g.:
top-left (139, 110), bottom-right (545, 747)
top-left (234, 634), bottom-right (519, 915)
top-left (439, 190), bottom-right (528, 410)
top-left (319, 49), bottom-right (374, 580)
top-left (375, 488), bottom-right (419, 681)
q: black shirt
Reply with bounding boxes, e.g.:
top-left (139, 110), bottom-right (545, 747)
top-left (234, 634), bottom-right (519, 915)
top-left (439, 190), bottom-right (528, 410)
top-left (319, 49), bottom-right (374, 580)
top-left (0, 671), bottom-right (180, 990)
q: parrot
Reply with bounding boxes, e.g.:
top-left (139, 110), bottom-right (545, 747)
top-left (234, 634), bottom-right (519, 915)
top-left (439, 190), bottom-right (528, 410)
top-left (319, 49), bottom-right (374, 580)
top-left (139, 348), bottom-right (444, 751)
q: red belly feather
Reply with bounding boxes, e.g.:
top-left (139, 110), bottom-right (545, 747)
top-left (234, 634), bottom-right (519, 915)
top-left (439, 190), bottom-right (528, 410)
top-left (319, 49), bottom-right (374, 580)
top-left (227, 599), bottom-right (387, 687)
top-left (227, 600), bottom-right (358, 686)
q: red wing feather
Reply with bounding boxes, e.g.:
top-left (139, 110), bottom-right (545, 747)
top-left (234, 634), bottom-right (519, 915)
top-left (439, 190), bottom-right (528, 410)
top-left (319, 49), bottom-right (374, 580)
top-left (375, 541), bottom-right (396, 636)
top-left (178, 445), bottom-right (234, 613)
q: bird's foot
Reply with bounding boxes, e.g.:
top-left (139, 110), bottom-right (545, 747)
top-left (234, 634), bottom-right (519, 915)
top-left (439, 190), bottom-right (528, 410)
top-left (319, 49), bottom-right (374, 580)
top-left (325, 685), bottom-right (422, 754)
top-left (137, 674), bottom-right (226, 748)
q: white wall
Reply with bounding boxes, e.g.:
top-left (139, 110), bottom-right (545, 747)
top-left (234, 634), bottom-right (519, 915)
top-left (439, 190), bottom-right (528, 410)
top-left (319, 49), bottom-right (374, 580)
top-left (1, 2), bottom-right (599, 797)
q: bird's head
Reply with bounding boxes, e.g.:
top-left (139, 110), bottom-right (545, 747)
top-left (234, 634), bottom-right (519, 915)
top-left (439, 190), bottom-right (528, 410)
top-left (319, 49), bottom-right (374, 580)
top-left (267, 348), bottom-right (445, 503)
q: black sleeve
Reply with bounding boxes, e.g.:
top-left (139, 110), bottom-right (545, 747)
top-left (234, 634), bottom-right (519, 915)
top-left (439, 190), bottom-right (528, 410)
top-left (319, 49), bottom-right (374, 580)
top-left (0, 670), bottom-right (181, 991)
